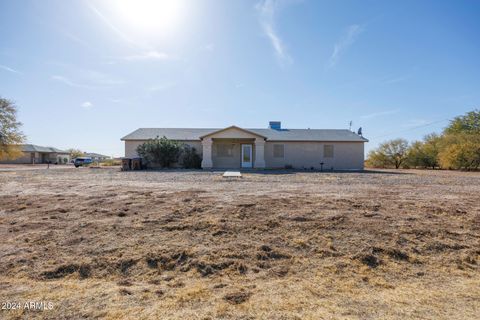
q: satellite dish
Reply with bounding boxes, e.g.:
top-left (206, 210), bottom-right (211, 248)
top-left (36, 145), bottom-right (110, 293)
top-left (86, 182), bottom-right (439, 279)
top-left (357, 127), bottom-right (363, 136)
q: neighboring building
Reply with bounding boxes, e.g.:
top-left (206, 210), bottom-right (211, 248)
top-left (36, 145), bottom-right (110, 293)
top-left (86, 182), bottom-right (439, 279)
top-left (121, 122), bottom-right (368, 170)
top-left (83, 152), bottom-right (111, 162)
top-left (0, 144), bottom-right (70, 164)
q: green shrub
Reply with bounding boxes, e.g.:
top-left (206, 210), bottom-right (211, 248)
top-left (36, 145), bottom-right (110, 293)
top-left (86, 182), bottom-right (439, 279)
top-left (136, 137), bottom-right (203, 169)
top-left (180, 145), bottom-right (202, 169)
top-left (136, 136), bottom-right (182, 168)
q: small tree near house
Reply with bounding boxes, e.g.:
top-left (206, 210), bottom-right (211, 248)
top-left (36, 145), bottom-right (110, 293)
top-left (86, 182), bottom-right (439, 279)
top-left (366, 138), bottom-right (409, 169)
top-left (0, 97), bottom-right (25, 160)
top-left (68, 149), bottom-right (84, 159)
top-left (136, 137), bottom-right (202, 168)
top-left (407, 133), bottom-right (441, 169)
top-left (136, 136), bottom-right (182, 168)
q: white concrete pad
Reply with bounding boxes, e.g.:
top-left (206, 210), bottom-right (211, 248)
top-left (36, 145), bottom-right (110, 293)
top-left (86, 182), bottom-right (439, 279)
top-left (223, 171), bottom-right (242, 178)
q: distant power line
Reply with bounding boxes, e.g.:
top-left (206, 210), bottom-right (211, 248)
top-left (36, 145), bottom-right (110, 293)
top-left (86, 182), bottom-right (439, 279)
top-left (370, 118), bottom-right (450, 140)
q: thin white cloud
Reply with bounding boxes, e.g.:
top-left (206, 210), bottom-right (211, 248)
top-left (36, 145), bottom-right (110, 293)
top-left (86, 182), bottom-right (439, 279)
top-left (361, 109), bottom-right (400, 120)
top-left (60, 29), bottom-right (93, 50)
top-left (147, 82), bottom-right (177, 92)
top-left (328, 24), bottom-right (364, 68)
top-left (0, 64), bottom-right (22, 75)
top-left (109, 98), bottom-right (125, 104)
top-left (81, 101), bottom-right (93, 109)
top-left (123, 50), bottom-right (171, 61)
top-left (108, 96), bottom-right (142, 105)
top-left (402, 119), bottom-right (429, 127)
top-left (383, 67), bottom-right (417, 84)
top-left (51, 75), bottom-right (93, 89)
top-left (51, 69), bottom-right (125, 89)
top-left (81, 70), bottom-right (125, 86)
top-left (384, 75), bottom-right (410, 84)
top-left (203, 43), bottom-right (215, 52)
top-left (255, 0), bottom-right (294, 66)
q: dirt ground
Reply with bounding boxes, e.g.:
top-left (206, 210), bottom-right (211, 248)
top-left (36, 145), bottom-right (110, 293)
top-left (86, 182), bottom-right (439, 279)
top-left (0, 167), bottom-right (479, 319)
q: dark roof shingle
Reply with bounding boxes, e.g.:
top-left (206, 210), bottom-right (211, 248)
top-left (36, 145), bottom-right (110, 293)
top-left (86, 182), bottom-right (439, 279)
top-left (21, 144), bottom-right (68, 153)
top-left (121, 128), bottom-right (368, 142)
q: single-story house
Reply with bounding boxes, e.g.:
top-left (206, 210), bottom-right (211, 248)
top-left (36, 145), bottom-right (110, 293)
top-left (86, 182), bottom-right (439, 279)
top-left (121, 122), bottom-right (368, 170)
top-left (0, 144), bottom-right (70, 164)
top-left (83, 152), bottom-right (111, 162)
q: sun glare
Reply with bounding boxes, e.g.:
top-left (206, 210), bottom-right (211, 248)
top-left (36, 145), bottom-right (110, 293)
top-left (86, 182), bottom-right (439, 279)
top-left (110, 0), bottom-right (186, 36)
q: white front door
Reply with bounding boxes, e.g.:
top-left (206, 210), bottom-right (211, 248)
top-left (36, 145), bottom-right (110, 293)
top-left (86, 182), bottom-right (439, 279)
top-left (241, 144), bottom-right (253, 168)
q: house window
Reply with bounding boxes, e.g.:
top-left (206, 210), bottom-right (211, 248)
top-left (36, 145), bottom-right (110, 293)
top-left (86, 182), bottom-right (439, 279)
top-left (273, 144), bottom-right (284, 158)
top-left (217, 144), bottom-right (233, 157)
top-left (324, 145), bottom-right (334, 158)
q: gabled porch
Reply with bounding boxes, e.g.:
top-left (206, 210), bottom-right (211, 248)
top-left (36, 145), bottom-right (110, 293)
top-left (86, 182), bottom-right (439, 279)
top-left (200, 126), bottom-right (266, 169)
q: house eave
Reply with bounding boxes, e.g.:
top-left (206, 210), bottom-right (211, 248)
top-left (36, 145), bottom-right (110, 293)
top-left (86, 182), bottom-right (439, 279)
top-left (265, 139), bottom-right (369, 142)
top-left (198, 125), bottom-right (267, 139)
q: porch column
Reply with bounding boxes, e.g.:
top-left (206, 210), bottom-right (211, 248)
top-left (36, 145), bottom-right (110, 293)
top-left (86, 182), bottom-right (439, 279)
top-left (254, 138), bottom-right (266, 168)
top-left (201, 138), bottom-right (213, 169)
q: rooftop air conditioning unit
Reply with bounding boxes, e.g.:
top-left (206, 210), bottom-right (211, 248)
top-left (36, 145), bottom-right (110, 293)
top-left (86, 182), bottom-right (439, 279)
top-left (269, 121), bottom-right (281, 130)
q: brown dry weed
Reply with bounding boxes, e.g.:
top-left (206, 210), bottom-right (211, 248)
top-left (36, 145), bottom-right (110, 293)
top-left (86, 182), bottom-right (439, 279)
top-left (0, 167), bottom-right (479, 319)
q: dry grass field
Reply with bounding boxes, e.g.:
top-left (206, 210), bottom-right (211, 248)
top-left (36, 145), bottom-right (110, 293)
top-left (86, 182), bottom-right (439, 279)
top-left (0, 167), bottom-right (479, 319)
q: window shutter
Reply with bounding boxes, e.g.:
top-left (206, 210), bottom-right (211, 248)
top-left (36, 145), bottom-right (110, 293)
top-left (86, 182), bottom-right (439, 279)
top-left (273, 144), bottom-right (285, 158)
top-left (324, 145), bottom-right (334, 158)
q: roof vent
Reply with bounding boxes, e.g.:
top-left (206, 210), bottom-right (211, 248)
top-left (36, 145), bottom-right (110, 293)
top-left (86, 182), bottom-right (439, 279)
top-left (269, 121), bottom-right (281, 130)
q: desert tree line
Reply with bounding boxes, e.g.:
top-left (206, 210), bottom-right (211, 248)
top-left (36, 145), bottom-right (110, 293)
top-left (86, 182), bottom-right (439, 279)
top-left (366, 110), bottom-right (480, 170)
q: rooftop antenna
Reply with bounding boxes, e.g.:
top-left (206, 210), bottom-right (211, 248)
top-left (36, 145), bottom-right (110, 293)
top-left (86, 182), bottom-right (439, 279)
top-left (349, 120), bottom-right (353, 131)
top-left (357, 127), bottom-right (363, 136)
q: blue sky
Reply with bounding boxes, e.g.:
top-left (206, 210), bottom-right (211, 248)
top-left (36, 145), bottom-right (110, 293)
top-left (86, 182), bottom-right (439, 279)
top-left (0, 0), bottom-right (479, 156)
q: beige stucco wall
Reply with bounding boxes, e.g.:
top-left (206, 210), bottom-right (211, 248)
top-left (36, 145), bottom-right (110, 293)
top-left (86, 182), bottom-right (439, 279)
top-left (124, 139), bottom-right (365, 170)
top-left (264, 141), bottom-right (364, 170)
top-left (125, 141), bottom-right (144, 158)
top-left (53, 153), bottom-right (70, 164)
